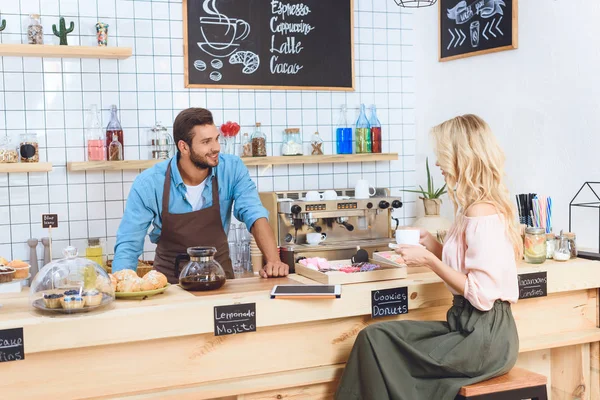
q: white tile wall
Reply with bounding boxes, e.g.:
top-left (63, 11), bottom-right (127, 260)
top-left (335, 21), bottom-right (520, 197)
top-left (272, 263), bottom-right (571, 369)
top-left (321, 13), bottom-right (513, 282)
top-left (0, 0), bottom-right (416, 264)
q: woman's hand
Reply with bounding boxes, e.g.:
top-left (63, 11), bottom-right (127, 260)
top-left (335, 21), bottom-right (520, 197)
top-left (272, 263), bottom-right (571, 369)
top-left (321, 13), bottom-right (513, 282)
top-left (418, 227), bottom-right (433, 246)
top-left (395, 244), bottom-right (435, 268)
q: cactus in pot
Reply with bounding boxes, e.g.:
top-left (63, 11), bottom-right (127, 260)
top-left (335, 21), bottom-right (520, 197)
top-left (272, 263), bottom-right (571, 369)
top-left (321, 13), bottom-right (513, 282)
top-left (52, 17), bottom-right (74, 45)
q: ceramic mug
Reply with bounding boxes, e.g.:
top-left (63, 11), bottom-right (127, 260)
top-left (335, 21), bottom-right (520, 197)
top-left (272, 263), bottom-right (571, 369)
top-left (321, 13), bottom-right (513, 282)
top-left (323, 190), bottom-right (338, 200)
top-left (355, 179), bottom-right (376, 199)
top-left (306, 232), bottom-right (327, 245)
top-left (395, 228), bottom-right (420, 245)
top-left (305, 191), bottom-right (323, 201)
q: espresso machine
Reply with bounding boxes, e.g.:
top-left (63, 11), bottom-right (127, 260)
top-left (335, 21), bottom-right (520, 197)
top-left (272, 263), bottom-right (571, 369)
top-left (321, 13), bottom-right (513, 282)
top-left (259, 188), bottom-right (403, 271)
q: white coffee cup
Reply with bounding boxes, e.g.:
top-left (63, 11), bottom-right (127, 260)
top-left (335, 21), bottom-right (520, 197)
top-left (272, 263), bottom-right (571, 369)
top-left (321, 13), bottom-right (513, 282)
top-left (306, 232), bottom-right (327, 245)
top-left (305, 191), bottom-right (323, 201)
top-left (355, 179), bottom-right (376, 199)
top-left (323, 190), bottom-right (338, 200)
top-left (395, 228), bottom-right (420, 245)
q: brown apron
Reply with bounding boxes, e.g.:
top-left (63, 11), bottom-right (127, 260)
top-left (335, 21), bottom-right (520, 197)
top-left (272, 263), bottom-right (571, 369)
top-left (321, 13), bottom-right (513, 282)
top-left (154, 163), bottom-right (233, 284)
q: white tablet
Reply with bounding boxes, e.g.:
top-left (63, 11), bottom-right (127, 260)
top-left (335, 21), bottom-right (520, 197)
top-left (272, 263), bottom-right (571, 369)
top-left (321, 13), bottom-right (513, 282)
top-left (270, 284), bottom-right (342, 299)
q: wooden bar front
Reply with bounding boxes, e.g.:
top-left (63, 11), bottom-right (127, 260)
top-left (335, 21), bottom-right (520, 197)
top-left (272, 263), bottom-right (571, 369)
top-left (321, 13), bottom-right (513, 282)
top-left (0, 259), bottom-right (598, 400)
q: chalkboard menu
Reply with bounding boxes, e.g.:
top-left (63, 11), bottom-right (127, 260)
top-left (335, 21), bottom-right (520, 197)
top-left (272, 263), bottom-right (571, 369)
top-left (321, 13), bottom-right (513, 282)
top-left (439, 0), bottom-right (518, 61)
top-left (371, 287), bottom-right (408, 319)
top-left (183, 0), bottom-right (354, 90)
top-left (518, 272), bottom-right (547, 300)
top-left (0, 328), bottom-right (24, 363)
top-left (214, 303), bottom-right (256, 336)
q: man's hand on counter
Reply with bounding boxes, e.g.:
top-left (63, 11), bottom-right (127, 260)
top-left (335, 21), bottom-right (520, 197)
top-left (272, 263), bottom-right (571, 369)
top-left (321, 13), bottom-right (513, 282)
top-left (259, 259), bottom-right (289, 278)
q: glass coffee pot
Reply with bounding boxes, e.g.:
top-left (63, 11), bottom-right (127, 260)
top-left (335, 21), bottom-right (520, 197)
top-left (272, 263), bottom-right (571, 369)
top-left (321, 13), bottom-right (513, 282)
top-left (175, 247), bottom-right (227, 291)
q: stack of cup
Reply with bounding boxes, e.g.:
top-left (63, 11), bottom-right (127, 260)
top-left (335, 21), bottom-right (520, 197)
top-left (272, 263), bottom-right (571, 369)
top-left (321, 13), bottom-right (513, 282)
top-left (250, 236), bottom-right (263, 274)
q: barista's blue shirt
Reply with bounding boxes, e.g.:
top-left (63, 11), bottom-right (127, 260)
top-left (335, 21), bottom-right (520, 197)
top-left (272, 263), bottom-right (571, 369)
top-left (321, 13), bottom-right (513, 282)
top-left (112, 154), bottom-right (268, 271)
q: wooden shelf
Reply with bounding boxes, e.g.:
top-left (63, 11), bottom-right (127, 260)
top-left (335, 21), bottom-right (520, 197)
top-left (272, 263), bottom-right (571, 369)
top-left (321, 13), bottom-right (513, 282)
top-left (0, 44), bottom-right (132, 59)
top-left (0, 162), bottom-right (53, 173)
top-left (67, 153), bottom-right (399, 171)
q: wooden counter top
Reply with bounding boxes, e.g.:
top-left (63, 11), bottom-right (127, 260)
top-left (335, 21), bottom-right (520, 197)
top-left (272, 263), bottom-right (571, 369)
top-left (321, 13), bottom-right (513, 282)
top-left (0, 259), bottom-right (598, 355)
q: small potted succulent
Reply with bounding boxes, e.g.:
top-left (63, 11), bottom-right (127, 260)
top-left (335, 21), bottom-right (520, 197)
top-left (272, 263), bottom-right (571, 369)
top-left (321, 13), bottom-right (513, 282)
top-left (403, 157), bottom-right (447, 216)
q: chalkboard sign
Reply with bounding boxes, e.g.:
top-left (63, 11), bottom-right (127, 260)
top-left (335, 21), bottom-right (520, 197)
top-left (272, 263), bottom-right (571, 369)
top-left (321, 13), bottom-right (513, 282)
top-left (439, 0), bottom-right (518, 61)
top-left (518, 271), bottom-right (547, 300)
top-left (42, 214), bottom-right (58, 228)
top-left (214, 303), bottom-right (256, 336)
top-left (0, 328), bottom-right (24, 363)
top-left (183, 0), bottom-right (354, 90)
top-left (371, 287), bottom-right (408, 319)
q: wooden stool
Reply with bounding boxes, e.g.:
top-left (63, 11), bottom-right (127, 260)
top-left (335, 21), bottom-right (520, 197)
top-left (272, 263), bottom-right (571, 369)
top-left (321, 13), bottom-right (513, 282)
top-left (455, 367), bottom-right (548, 400)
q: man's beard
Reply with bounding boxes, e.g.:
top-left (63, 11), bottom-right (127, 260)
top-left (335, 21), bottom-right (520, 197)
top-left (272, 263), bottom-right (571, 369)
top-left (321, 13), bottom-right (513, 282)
top-left (190, 146), bottom-right (218, 170)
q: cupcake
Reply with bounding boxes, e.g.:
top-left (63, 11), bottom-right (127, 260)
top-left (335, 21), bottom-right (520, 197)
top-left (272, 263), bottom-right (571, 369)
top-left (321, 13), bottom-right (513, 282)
top-left (0, 266), bottom-right (15, 283)
top-left (63, 289), bottom-right (81, 296)
top-left (60, 295), bottom-right (85, 310)
top-left (43, 293), bottom-right (64, 309)
top-left (82, 289), bottom-right (103, 306)
top-left (8, 260), bottom-right (30, 279)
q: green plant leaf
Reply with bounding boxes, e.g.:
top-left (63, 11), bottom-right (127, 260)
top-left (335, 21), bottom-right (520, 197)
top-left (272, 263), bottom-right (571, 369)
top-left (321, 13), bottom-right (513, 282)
top-left (434, 184), bottom-right (447, 198)
top-left (426, 157), bottom-right (433, 196)
top-left (401, 188), bottom-right (428, 197)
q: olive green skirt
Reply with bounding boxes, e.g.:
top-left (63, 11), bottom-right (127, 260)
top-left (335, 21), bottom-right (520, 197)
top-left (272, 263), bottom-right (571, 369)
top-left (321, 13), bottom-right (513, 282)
top-left (335, 296), bottom-right (519, 400)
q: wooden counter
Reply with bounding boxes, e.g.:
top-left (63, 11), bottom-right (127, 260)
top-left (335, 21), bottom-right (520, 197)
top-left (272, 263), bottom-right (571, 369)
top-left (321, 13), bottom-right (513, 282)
top-left (0, 259), bottom-right (599, 399)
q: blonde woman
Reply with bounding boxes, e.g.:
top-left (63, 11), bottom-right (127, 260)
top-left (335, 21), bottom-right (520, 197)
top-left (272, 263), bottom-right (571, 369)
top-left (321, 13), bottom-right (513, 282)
top-left (335, 115), bottom-right (522, 400)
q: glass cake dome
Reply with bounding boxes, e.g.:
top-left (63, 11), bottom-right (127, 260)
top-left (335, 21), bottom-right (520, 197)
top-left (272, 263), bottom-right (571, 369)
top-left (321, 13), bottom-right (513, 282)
top-left (29, 246), bottom-right (115, 314)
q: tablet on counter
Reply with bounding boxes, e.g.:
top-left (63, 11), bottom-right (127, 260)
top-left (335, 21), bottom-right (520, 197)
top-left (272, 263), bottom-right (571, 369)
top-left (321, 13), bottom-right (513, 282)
top-left (270, 284), bottom-right (342, 299)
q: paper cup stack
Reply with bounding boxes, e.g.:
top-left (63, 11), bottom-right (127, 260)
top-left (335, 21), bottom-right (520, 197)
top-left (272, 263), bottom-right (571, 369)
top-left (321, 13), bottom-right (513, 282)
top-left (250, 236), bottom-right (263, 274)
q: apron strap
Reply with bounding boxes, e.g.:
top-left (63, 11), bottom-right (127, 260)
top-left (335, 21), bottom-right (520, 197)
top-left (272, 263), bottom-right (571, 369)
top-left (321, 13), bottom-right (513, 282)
top-left (162, 163), bottom-right (173, 219)
top-left (211, 173), bottom-right (219, 205)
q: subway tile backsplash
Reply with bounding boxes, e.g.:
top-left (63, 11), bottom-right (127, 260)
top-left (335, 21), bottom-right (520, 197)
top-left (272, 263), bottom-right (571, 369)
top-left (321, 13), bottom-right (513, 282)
top-left (0, 0), bottom-right (416, 264)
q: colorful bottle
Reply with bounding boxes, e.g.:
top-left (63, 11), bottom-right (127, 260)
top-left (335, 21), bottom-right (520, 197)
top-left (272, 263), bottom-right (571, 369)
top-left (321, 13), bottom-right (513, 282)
top-left (106, 104), bottom-right (123, 160)
top-left (335, 105), bottom-right (353, 154)
top-left (355, 104), bottom-right (371, 153)
top-left (369, 104), bottom-right (382, 154)
top-left (86, 105), bottom-right (106, 161)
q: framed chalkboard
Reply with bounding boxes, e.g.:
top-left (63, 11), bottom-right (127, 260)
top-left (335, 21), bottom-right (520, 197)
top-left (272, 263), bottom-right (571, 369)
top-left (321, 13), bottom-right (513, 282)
top-left (183, 0), bottom-right (354, 90)
top-left (439, 0), bottom-right (518, 62)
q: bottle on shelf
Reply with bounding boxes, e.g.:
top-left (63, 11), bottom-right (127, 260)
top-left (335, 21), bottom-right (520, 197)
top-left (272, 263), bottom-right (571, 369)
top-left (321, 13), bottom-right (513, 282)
top-left (28, 14), bottom-right (44, 44)
top-left (335, 105), bottom-right (353, 155)
top-left (108, 132), bottom-right (123, 161)
top-left (106, 104), bottom-right (123, 160)
top-left (251, 123), bottom-right (267, 157)
top-left (369, 104), bottom-right (382, 154)
top-left (355, 104), bottom-right (371, 154)
top-left (240, 133), bottom-right (252, 157)
top-left (86, 104), bottom-right (106, 161)
top-left (310, 132), bottom-right (324, 155)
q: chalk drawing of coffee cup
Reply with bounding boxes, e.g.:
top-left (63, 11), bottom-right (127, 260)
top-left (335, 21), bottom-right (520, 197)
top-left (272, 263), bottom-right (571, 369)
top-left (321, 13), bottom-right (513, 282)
top-left (470, 21), bottom-right (480, 48)
top-left (197, 16), bottom-right (250, 58)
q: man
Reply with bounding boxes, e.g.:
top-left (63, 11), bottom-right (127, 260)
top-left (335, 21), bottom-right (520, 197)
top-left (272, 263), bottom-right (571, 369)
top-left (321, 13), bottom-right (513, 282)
top-left (112, 108), bottom-right (289, 282)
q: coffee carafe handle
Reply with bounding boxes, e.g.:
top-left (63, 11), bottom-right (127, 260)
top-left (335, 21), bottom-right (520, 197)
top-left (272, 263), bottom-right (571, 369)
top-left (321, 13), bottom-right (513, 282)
top-left (369, 187), bottom-right (376, 196)
top-left (236, 19), bottom-right (250, 41)
top-left (174, 253), bottom-right (190, 278)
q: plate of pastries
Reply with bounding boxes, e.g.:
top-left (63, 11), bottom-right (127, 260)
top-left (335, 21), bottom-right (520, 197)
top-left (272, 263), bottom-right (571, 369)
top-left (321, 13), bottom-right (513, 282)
top-left (111, 269), bottom-right (170, 299)
top-left (0, 257), bottom-right (31, 283)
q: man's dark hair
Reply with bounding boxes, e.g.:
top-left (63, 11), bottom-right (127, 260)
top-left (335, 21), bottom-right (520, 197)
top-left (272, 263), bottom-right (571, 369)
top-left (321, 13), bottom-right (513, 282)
top-left (173, 108), bottom-right (214, 152)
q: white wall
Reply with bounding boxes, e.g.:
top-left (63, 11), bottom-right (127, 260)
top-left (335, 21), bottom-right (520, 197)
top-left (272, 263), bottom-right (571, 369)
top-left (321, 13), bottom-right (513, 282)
top-left (414, 0), bottom-right (600, 248)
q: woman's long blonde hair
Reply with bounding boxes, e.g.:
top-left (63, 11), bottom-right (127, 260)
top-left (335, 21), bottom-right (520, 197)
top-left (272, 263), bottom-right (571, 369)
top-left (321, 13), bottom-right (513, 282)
top-left (431, 114), bottom-right (523, 259)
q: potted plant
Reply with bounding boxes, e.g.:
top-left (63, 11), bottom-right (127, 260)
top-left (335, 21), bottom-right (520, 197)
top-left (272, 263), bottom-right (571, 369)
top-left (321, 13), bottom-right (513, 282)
top-left (403, 157), bottom-right (447, 216)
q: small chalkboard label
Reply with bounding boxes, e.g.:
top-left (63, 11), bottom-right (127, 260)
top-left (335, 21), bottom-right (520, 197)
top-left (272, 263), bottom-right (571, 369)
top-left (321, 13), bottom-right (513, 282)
top-left (371, 287), bottom-right (408, 319)
top-left (214, 303), bottom-right (256, 336)
top-left (42, 214), bottom-right (58, 228)
top-left (518, 272), bottom-right (547, 300)
top-left (0, 328), bottom-right (24, 363)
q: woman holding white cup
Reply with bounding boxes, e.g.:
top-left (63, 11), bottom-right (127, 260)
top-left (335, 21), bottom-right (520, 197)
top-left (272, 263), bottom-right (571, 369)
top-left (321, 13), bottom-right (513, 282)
top-left (336, 115), bottom-right (523, 400)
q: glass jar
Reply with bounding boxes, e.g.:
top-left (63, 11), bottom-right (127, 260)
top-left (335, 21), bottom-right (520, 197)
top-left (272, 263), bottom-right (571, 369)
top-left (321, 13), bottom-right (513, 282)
top-left (175, 246), bottom-right (227, 291)
top-left (20, 133), bottom-right (39, 163)
top-left (251, 122), bottom-right (267, 157)
top-left (108, 132), bottom-right (123, 161)
top-left (545, 233), bottom-right (556, 259)
top-left (150, 121), bottom-right (173, 160)
top-left (240, 133), bottom-right (252, 157)
top-left (553, 232), bottom-right (571, 262)
top-left (29, 246), bottom-right (115, 314)
top-left (564, 232), bottom-right (577, 258)
top-left (28, 14), bottom-right (44, 44)
top-left (281, 128), bottom-right (302, 156)
top-left (524, 227), bottom-right (547, 264)
top-left (310, 132), bottom-right (324, 155)
top-left (0, 136), bottom-right (18, 163)
top-left (85, 238), bottom-right (104, 269)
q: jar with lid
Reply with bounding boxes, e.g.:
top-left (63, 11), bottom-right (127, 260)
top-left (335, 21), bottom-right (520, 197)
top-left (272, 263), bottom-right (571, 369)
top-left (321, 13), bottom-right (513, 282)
top-left (524, 227), bottom-right (546, 264)
top-left (0, 136), bottom-right (18, 163)
top-left (20, 133), bottom-right (39, 163)
top-left (251, 123), bottom-right (267, 157)
top-left (545, 233), bottom-right (556, 259)
top-left (175, 246), bottom-right (227, 291)
top-left (553, 231), bottom-right (571, 262)
top-left (28, 14), bottom-right (44, 44)
top-left (29, 246), bottom-right (115, 314)
top-left (563, 232), bottom-right (577, 258)
top-left (240, 133), bottom-right (252, 157)
top-left (150, 121), bottom-right (173, 160)
top-left (310, 132), bottom-right (324, 155)
top-left (281, 128), bottom-right (302, 156)
top-left (85, 238), bottom-right (104, 269)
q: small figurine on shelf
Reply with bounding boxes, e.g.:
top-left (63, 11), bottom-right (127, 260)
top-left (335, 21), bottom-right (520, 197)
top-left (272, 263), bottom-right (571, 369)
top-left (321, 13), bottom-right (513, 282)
top-left (96, 22), bottom-right (108, 46)
top-left (52, 17), bottom-right (74, 46)
top-left (219, 121), bottom-right (240, 155)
